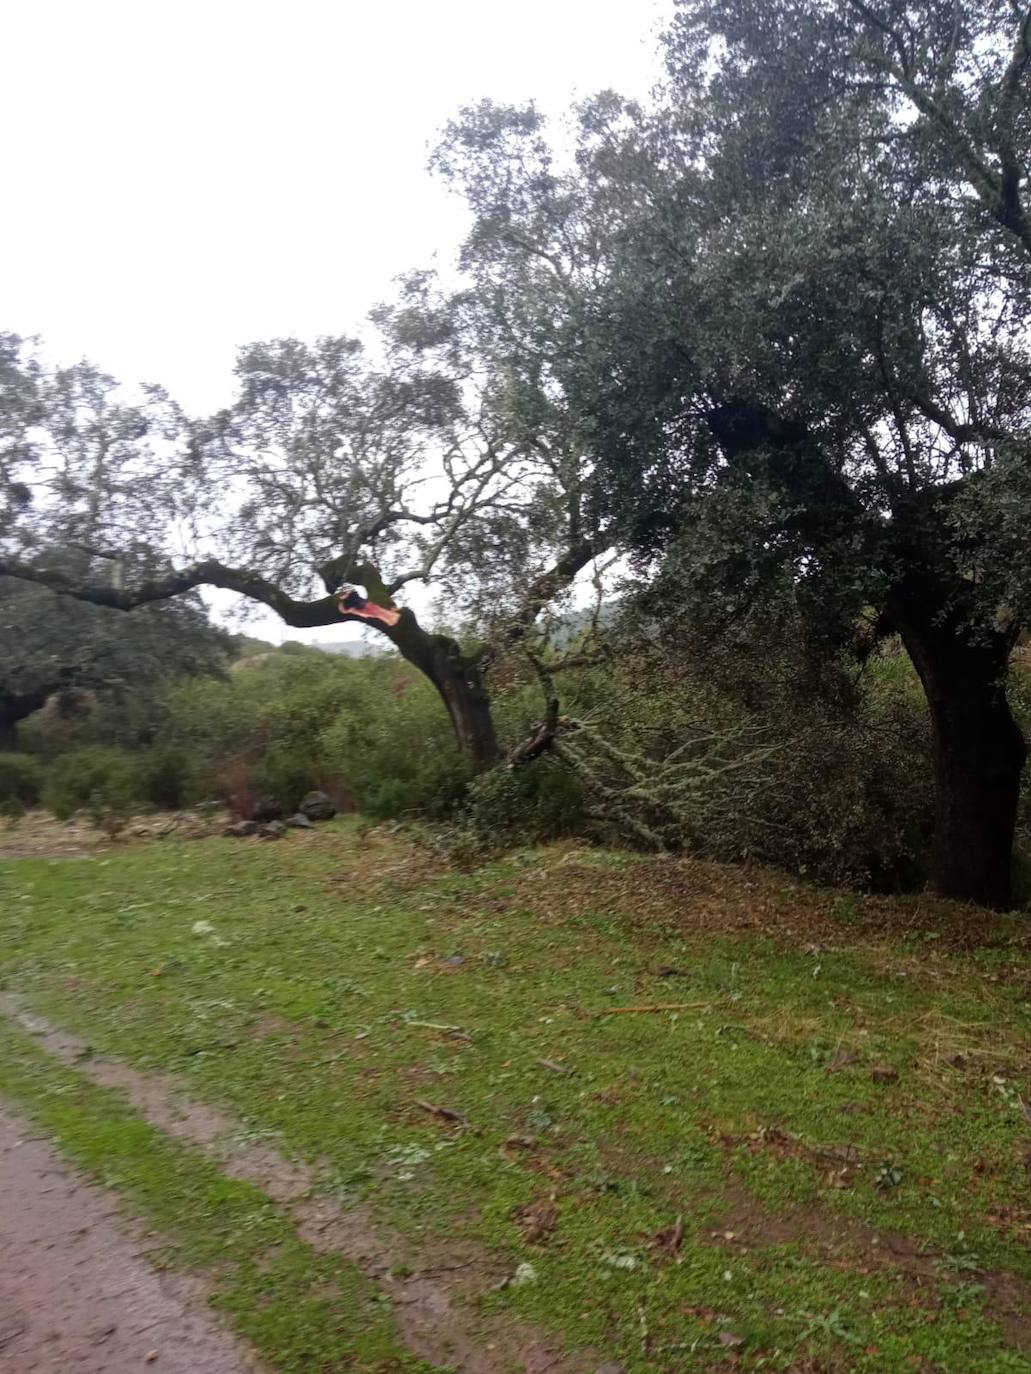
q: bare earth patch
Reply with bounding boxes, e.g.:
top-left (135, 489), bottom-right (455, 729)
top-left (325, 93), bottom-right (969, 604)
top-left (0, 1103), bottom-right (261, 1374)
top-left (0, 994), bottom-right (589, 1374)
top-left (0, 811), bottom-right (113, 860)
top-left (0, 808), bottom-right (231, 862)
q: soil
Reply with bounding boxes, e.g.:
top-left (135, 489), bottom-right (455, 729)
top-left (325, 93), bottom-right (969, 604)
top-left (0, 809), bottom-right (229, 862)
top-left (0, 995), bottom-right (588, 1374)
top-left (0, 1103), bottom-right (261, 1374)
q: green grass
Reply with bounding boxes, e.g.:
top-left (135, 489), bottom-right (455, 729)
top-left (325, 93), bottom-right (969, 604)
top-left (1, 821), bottom-right (1029, 1372)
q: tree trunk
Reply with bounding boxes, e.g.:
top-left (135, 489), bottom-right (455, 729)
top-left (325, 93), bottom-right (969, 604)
top-left (890, 593), bottom-right (1026, 909)
top-left (389, 610), bottom-right (499, 769)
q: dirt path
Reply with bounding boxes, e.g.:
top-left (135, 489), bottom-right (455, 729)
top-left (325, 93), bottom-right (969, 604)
top-left (0, 1104), bottom-right (261, 1374)
top-left (0, 995), bottom-right (588, 1374)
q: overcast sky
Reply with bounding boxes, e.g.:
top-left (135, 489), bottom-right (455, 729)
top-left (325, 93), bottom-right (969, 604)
top-left (3, 0), bottom-right (670, 640)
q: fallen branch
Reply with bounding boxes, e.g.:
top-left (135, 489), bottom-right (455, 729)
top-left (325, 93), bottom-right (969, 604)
top-left (414, 1099), bottom-right (471, 1127)
top-left (397, 1014), bottom-right (472, 1041)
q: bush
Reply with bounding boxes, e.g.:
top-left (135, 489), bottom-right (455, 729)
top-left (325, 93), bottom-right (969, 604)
top-left (42, 747), bottom-right (143, 828)
top-left (160, 653), bottom-right (469, 820)
top-left (0, 752), bottom-right (44, 819)
top-left (464, 761), bottom-right (586, 844)
top-left (249, 744), bottom-right (323, 815)
top-left (319, 666), bottom-right (472, 818)
top-left (138, 747), bottom-right (196, 810)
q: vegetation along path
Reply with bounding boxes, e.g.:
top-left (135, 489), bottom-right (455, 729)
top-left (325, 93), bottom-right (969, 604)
top-left (0, 818), bottom-right (1029, 1373)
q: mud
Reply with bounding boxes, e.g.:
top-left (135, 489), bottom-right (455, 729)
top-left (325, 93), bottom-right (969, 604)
top-left (0, 994), bottom-right (587, 1374)
top-left (0, 1104), bottom-right (260, 1374)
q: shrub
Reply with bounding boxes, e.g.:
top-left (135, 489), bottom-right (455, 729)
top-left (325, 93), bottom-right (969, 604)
top-left (138, 747), bottom-right (196, 810)
top-left (463, 760), bottom-right (586, 844)
top-left (0, 752), bottom-right (44, 819)
top-left (42, 747), bottom-right (143, 827)
top-left (249, 744), bottom-right (322, 815)
top-left (319, 666), bottom-right (472, 818)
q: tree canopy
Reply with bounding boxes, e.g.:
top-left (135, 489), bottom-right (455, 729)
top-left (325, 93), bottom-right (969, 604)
top-left (1, 0), bottom-right (1029, 904)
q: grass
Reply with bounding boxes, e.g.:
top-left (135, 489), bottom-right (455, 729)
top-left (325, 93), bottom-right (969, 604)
top-left (1, 819), bottom-right (1029, 1372)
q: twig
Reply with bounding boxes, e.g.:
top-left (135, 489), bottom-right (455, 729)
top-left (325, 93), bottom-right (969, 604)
top-left (414, 1099), bottom-right (470, 1127)
top-left (398, 1016), bottom-right (472, 1041)
top-left (638, 1301), bottom-right (650, 1355)
top-left (595, 1002), bottom-right (712, 1017)
top-left (537, 1057), bottom-right (572, 1074)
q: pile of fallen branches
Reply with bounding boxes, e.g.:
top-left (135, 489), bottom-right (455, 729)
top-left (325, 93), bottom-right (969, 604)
top-left (508, 701), bottom-right (780, 852)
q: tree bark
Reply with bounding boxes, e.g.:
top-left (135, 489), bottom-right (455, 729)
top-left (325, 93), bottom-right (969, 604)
top-left (889, 587), bottom-right (1026, 909)
top-left (388, 610), bottom-right (499, 768)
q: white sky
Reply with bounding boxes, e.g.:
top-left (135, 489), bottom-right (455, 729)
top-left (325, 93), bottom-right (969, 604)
top-left (2, 0), bottom-right (670, 641)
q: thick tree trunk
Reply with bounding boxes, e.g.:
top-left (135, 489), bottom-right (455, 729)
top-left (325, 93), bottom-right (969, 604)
top-left (890, 594), bottom-right (1025, 909)
top-left (388, 610), bottom-right (499, 769)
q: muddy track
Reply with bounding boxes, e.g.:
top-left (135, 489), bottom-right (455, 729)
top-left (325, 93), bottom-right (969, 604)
top-left (0, 994), bottom-right (588, 1374)
top-left (0, 1103), bottom-right (262, 1374)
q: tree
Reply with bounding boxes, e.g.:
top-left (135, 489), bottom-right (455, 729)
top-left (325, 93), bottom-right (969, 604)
top-left (0, 569), bottom-right (230, 749)
top-left (0, 314), bottom-right (609, 768)
top-left (435, 1), bottom-right (1031, 906)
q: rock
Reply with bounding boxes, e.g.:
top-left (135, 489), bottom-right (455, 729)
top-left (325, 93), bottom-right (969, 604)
top-left (595, 1364), bottom-right (626, 1374)
top-left (250, 796), bottom-right (284, 822)
top-left (718, 1332), bottom-right (744, 1348)
top-left (224, 820), bottom-right (259, 837)
top-left (258, 820), bottom-right (287, 840)
top-left (299, 790), bottom-right (336, 821)
top-left (286, 812), bottom-right (315, 829)
top-left (870, 1064), bottom-right (899, 1084)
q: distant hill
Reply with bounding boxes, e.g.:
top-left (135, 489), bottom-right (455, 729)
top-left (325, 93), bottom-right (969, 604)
top-left (318, 639), bottom-right (389, 658)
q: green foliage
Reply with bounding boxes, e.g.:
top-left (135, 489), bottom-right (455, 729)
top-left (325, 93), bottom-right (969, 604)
top-left (0, 752), bottom-right (43, 819)
top-left (137, 747), bottom-right (195, 811)
top-left (0, 573), bottom-right (231, 735)
top-left (155, 652), bottom-right (470, 819)
top-left (463, 760), bottom-right (586, 843)
top-left (42, 746), bottom-right (142, 825)
top-left (318, 668), bottom-right (471, 818)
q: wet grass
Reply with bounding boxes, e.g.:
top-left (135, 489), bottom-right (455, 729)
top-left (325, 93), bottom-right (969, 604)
top-left (1, 820), bottom-right (1029, 1372)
